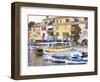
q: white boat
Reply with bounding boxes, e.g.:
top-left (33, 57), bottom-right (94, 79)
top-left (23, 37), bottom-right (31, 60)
top-left (43, 43), bottom-right (87, 64)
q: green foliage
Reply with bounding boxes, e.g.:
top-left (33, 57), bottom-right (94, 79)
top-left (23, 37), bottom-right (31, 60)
top-left (28, 21), bottom-right (35, 28)
top-left (63, 32), bottom-right (70, 40)
top-left (71, 26), bottom-right (81, 45)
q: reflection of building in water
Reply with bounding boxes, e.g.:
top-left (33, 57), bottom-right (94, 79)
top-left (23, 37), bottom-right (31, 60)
top-left (28, 16), bottom-right (88, 41)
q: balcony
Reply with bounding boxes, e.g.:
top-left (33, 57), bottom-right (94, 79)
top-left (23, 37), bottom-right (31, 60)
top-left (47, 28), bottom-right (54, 34)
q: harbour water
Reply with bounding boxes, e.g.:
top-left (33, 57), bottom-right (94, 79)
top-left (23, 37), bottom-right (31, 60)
top-left (28, 45), bottom-right (88, 66)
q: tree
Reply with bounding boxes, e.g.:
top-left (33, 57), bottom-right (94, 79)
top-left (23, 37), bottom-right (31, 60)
top-left (28, 22), bottom-right (35, 41)
top-left (63, 32), bottom-right (70, 40)
top-left (71, 26), bottom-right (81, 45)
top-left (28, 21), bottom-right (35, 30)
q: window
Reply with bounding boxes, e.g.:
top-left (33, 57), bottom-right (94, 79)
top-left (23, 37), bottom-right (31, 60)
top-left (48, 28), bottom-right (53, 30)
top-left (56, 20), bottom-right (58, 23)
top-left (42, 33), bottom-right (45, 39)
top-left (66, 18), bottom-right (69, 22)
top-left (48, 21), bottom-right (54, 25)
top-left (85, 24), bottom-right (88, 29)
top-left (74, 17), bottom-right (78, 22)
top-left (84, 17), bottom-right (88, 21)
top-left (42, 27), bottom-right (46, 30)
top-left (72, 24), bottom-right (78, 28)
top-left (50, 33), bottom-right (54, 36)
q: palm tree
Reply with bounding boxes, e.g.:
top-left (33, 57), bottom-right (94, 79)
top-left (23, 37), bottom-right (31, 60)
top-left (71, 26), bottom-right (81, 45)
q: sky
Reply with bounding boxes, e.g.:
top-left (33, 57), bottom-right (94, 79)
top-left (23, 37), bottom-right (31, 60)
top-left (28, 15), bottom-right (46, 23)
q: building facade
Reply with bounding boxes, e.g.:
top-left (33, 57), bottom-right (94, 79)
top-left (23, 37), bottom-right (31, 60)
top-left (28, 16), bottom-right (88, 43)
top-left (43, 16), bottom-right (87, 40)
top-left (28, 23), bottom-right (42, 41)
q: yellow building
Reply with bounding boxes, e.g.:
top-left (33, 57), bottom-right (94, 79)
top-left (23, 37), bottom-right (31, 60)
top-left (43, 16), bottom-right (87, 40)
top-left (28, 16), bottom-right (87, 41)
top-left (53, 17), bottom-right (72, 40)
top-left (43, 16), bottom-right (72, 40)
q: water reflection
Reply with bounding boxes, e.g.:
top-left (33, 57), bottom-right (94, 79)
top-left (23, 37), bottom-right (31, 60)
top-left (28, 45), bottom-right (88, 66)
